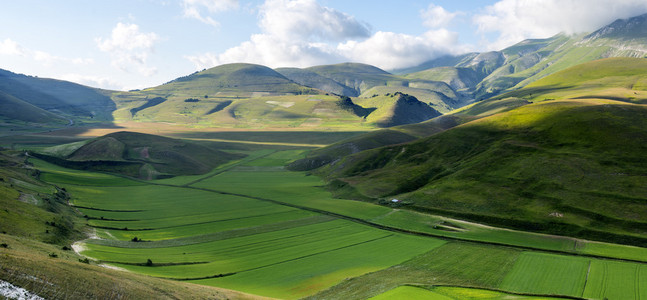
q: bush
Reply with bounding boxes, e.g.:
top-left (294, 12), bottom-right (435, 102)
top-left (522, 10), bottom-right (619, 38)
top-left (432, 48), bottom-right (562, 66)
top-left (49, 252), bottom-right (58, 258)
top-left (79, 258), bottom-right (90, 264)
top-left (0, 243), bottom-right (8, 248)
top-left (62, 245), bottom-right (72, 251)
top-left (146, 259), bottom-right (153, 266)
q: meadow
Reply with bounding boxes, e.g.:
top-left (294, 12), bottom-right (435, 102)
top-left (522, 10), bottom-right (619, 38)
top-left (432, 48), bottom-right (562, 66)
top-left (27, 142), bottom-right (647, 299)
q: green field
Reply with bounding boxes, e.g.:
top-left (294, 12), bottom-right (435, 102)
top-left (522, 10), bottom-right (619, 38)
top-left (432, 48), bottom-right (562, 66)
top-left (31, 151), bottom-right (443, 299)
top-left (500, 252), bottom-right (589, 296)
top-left (23, 146), bottom-right (647, 299)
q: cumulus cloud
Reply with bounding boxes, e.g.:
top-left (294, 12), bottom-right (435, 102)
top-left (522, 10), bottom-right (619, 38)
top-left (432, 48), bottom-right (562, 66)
top-left (96, 23), bottom-right (159, 76)
top-left (338, 29), bottom-right (465, 70)
top-left (259, 0), bottom-right (371, 42)
top-left (59, 73), bottom-right (123, 90)
top-left (421, 4), bottom-right (458, 28)
top-left (0, 38), bottom-right (93, 67)
top-left (0, 38), bottom-right (26, 56)
top-left (187, 0), bottom-right (464, 71)
top-left (474, 0), bottom-right (647, 50)
top-left (182, 0), bottom-right (239, 27)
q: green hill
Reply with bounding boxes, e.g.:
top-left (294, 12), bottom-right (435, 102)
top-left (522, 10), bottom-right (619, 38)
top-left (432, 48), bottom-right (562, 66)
top-left (406, 13), bottom-right (647, 101)
top-left (498, 57), bottom-right (647, 103)
top-left (0, 68), bottom-right (115, 122)
top-left (146, 63), bottom-right (316, 96)
top-left (0, 90), bottom-right (68, 124)
top-left (315, 99), bottom-right (647, 245)
top-left (276, 67), bottom-right (358, 96)
top-left (33, 131), bottom-right (245, 179)
top-left (299, 58), bottom-right (647, 245)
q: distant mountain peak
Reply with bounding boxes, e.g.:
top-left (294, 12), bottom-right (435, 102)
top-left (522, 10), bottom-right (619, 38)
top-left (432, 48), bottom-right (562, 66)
top-left (584, 13), bottom-right (647, 41)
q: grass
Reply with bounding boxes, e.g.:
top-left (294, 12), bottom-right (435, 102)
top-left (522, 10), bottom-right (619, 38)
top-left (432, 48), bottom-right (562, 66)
top-left (308, 242), bottom-right (519, 299)
top-left (582, 260), bottom-right (647, 299)
top-left (369, 285), bottom-right (452, 300)
top-left (194, 234), bottom-right (440, 299)
top-left (500, 252), bottom-right (589, 297)
top-left (31, 148), bottom-right (443, 299)
top-left (370, 286), bottom-right (570, 300)
top-left (317, 99), bottom-right (647, 245)
top-left (0, 234), bottom-right (264, 300)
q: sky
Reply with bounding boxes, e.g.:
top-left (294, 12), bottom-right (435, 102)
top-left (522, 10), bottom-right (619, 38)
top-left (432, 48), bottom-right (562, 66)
top-left (1, 0), bottom-right (647, 91)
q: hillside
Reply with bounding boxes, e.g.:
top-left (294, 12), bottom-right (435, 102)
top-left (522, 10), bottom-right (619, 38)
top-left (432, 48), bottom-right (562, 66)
top-left (33, 131), bottom-right (245, 179)
top-left (0, 150), bottom-right (264, 299)
top-left (0, 68), bottom-right (115, 122)
top-left (149, 63), bottom-right (316, 96)
top-left (406, 13), bottom-right (647, 100)
top-left (0, 90), bottom-right (68, 124)
top-left (299, 58), bottom-right (647, 245)
top-left (315, 99), bottom-right (647, 245)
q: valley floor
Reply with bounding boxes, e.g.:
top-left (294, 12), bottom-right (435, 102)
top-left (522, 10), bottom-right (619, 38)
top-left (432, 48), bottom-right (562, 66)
top-left (25, 144), bottom-right (647, 299)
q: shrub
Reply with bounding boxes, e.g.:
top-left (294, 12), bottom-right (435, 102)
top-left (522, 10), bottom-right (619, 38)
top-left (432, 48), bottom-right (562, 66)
top-left (0, 243), bottom-right (8, 248)
top-left (146, 259), bottom-right (153, 266)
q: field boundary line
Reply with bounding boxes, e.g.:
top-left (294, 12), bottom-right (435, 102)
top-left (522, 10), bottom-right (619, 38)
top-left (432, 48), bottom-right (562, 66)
top-left (165, 234), bottom-right (394, 281)
top-left (181, 150), bottom-right (277, 187)
top-left (181, 185), bottom-right (647, 265)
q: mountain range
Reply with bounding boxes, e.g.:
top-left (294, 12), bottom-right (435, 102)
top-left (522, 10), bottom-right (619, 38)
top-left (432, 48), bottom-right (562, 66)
top-left (1, 13), bottom-right (645, 130)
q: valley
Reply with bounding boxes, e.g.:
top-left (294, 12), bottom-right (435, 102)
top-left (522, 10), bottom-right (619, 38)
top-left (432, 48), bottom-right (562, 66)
top-left (2, 12), bottom-right (647, 300)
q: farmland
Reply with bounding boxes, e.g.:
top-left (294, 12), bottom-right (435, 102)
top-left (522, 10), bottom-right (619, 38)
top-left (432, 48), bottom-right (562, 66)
top-left (35, 149), bottom-right (442, 299)
top-left (21, 144), bottom-right (647, 299)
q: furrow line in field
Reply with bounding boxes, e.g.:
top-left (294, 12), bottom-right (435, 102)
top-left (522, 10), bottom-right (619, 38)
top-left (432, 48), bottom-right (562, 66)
top-left (179, 185), bottom-right (647, 265)
top-left (168, 234), bottom-right (394, 281)
top-left (87, 210), bottom-right (298, 231)
top-left (85, 215), bottom-right (337, 249)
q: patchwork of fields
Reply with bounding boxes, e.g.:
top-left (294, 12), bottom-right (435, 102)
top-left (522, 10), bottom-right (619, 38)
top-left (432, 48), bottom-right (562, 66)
top-left (33, 152), bottom-right (443, 299)
top-left (32, 149), bottom-right (647, 299)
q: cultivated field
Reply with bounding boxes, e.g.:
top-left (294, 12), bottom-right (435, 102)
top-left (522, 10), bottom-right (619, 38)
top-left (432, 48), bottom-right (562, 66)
top-left (28, 143), bottom-right (647, 299)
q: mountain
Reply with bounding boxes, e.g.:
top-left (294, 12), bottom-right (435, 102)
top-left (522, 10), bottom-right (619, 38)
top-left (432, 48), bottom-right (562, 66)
top-left (0, 68), bottom-right (115, 122)
top-left (407, 13), bottom-right (647, 100)
top-left (275, 67), bottom-right (358, 96)
top-left (32, 131), bottom-right (245, 179)
top-left (148, 63), bottom-right (317, 96)
top-left (297, 57), bottom-right (647, 245)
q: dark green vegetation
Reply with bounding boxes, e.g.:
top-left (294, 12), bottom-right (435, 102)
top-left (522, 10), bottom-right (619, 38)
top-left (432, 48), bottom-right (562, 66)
top-left (300, 57), bottom-right (647, 248)
top-left (32, 131), bottom-right (245, 179)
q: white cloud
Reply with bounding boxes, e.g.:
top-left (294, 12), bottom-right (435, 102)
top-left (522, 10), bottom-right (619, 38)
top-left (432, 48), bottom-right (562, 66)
top-left (186, 33), bottom-right (339, 69)
top-left (96, 23), bottom-right (159, 76)
top-left (186, 0), bottom-right (463, 71)
top-left (182, 0), bottom-right (239, 27)
top-left (0, 38), bottom-right (93, 68)
top-left (0, 38), bottom-right (26, 56)
top-left (259, 0), bottom-right (370, 42)
top-left (338, 29), bottom-right (466, 70)
top-left (421, 4), bottom-right (457, 28)
top-left (59, 73), bottom-right (123, 90)
top-left (474, 0), bottom-right (647, 50)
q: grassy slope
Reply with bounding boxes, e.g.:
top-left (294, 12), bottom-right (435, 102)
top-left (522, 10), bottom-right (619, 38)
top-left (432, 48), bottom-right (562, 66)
top-left (0, 150), bottom-right (260, 299)
top-left (318, 99), bottom-right (647, 244)
top-left (0, 68), bottom-right (115, 122)
top-left (0, 90), bottom-right (68, 124)
top-left (35, 131), bottom-right (245, 179)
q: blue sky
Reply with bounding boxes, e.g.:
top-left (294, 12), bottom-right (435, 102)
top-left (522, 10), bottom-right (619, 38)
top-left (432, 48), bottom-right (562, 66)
top-left (1, 0), bottom-right (647, 90)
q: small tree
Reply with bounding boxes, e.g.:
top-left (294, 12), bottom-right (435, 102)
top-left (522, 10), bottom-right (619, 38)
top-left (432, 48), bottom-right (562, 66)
top-left (146, 259), bottom-right (153, 266)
